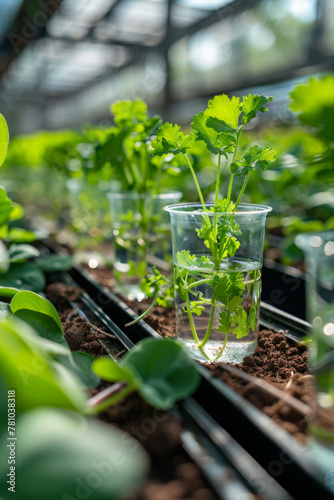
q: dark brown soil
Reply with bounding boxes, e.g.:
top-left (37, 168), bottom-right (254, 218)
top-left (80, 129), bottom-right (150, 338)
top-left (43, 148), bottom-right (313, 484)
top-left (207, 330), bottom-right (311, 444)
top-left (46, 282), bottom-right (83, 312)
top-left (46, 281), bottom-right (219, 500)
top-left (239, 329), bottom-right (308, 383)
top-left (86, 266), bottom-right (313, 444)
top-left (92, 392), bottom-right (217, 500)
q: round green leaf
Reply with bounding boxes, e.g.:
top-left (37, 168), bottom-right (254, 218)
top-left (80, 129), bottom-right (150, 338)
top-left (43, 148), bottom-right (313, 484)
top-left (125, 338), bottom-right (200, 409)
top-left (11, 290), bottom-right (63, 332)
top-left (36, 254), bottom-right (74, 272)
top-left (13, 309), bottom-right (67, 348)
top-left (0, 317), bottom-right (86, 412)
top-left (70, 351), bottom-right (101, 388)
top-left (9, 244), bottom-right (40, 263)
top-left (0, 262), bottom-right (45, 292)
top-left (93, 357), bottom-right (137, 387)
top-left (0, 114), bottom-right (9, 168)
top-left (0, 408), bottom-right (148, 500)
top-left (0, 286), bottom-right (19, 298)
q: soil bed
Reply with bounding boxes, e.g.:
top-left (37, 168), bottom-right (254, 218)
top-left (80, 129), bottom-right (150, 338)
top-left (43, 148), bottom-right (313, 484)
top-left (85, 266), bottom-right (312, 444)
top-left (45, 282), bottom-right (220, 500)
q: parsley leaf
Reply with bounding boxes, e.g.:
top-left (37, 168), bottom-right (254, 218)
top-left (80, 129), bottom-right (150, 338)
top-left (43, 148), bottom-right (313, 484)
top-left (211, 273), bottom-right (245, 305)
top-left (205, 95), bottom-right (241, 130)
top-left (111, 99), bottom-right (147, 125)
top-left (217, 310), bottom-right (231, 333)
top-left (240, 94), bottom-right (274, 125)
top-left (176, 250), bottom-right (213, 270)
top-left (229, 145), bottom-right (276, 177)
top-left (192, 112), bottom-right (236, 156)
top-left (151, 123), bottom-right (193, 156)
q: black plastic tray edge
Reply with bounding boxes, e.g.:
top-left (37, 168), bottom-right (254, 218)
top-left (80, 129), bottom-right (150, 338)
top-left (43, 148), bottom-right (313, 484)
top-left (68, 265), bottom-right (334, 500)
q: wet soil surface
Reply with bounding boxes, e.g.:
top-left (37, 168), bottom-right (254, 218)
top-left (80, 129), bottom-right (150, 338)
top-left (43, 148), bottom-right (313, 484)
top-left (85, 266), bottom-right (313, 444)
top-left (45, 282), bottom-right (219, 500)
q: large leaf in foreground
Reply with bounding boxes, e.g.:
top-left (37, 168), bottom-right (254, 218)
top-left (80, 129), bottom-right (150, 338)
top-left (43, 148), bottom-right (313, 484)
top-left (0, 317), bottom-right (86, 412)
top-left (125, 338), bottom-right (200, 409)
top-left (0, 262), bottom-right (45, 291)
top-left (11, 290), bottom-right (62, 331)
top-left (0, 408), bottom-right (148, 500)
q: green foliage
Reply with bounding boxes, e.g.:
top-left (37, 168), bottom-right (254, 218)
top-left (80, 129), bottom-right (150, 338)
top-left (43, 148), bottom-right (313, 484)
top-left (0, 113), bottom-right (9, 168)
top-left (151, 123), bottom-right (193, 156)
top-left (93, 338), bottom-right (200, 410)
top-left (240, 95), bottom-right (274, 125)
top-left (11, 290), bottom-right (62, 331)
top-left (0, 316), bottom-right (86, 412)
top-left (176, 250), bottom-right (213, 270)
top-left (153, 92), bottom-right (275, 360)
top-left (289, 76), bottom-right (334, 138)
top-left (10, 290), bottom-right (99, 388)
top-left (0, 408), bottom-right (148, 500)
top-left (35, 254), bottom-right (74, 272)
top-left (192, 112), bottom-right (235, 156)
top-left (229, 145), bottom-right (276, 176)
top-left (0, 262), bottom-right (45, 292)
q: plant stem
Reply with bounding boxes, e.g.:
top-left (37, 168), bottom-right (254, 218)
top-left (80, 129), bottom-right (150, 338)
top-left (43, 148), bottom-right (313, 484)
top-left (182, 153), bottom-right (206, 211)
top-left (215, 153), bottom-right (221, 206)
top-left (185, 288), bottom-right (200, 345)
top-left (198, 302), bottom-right (216, 349)
top-left (125, 293), bottom-right (158, 327)
top-left (234, 171), bottom-right (250, 212)
top-left (213, 331), bottom-right (229, 362)
top-left (226, 174), bottom-right (234, 205)
top-left (227, 126), bottom-right (243, 203)
top-left (187, 278), bottom-right (212, 290)
top-left (85, 382), bottom-right (135, 415)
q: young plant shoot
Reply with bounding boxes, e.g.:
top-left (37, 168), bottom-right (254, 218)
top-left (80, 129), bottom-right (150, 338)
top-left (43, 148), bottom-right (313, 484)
top-left (151, 94), bottom-right (277, 363)
top-left (89, 337), bottom-right (200, 413)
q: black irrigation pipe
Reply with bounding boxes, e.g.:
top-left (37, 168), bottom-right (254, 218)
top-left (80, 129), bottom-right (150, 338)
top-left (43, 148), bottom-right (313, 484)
top-left (62, 265), bottom-right (334, 500)
top-left (56, 274), bottom-right (291, 500)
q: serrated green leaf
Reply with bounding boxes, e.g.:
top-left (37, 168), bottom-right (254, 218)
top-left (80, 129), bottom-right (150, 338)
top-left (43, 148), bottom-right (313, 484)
top-left (151, 123), bottom-right (193, 156)
top-left (240, 94), bottom-right (273, 125)
top-left (205, 116), bottom-right (237, 133)
top-left (192, 112), bottom-right (236, 156)
top-left (217, 310), bottom-right (231, 333)
top-left (190, 301), bottom-right (204, 316)
top-left (229, 145), bottom-right (276, 177)
top-left (205, 94), bottom-right (241, 129)
top-left (112, 99), bottom-right (147, 125)
top-left (247, 305), bottom-right (257, 331)
top-left (289, 76), bottom-right (334, 129)
top-left (231, 306), bottom-right (249, 339)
